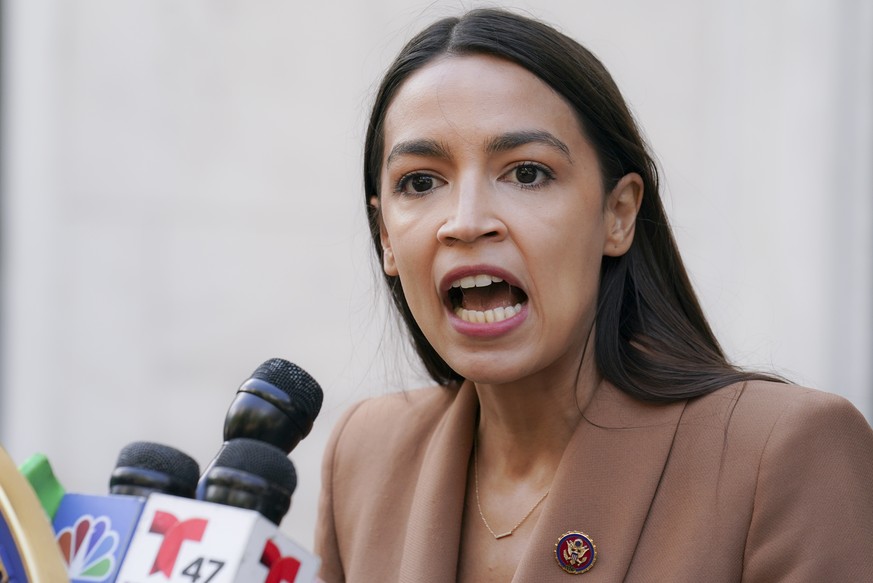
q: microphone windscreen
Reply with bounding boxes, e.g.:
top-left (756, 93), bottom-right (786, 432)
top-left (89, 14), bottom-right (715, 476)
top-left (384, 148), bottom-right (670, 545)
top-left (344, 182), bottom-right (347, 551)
top-left (110, 441), bottom-right (200, 498)
top-left (214, 438), bottom-right (297, 494)
top-left (251, 358), bottom-right (324, 423)
top-left (201, 438), bottom-right (296, 524)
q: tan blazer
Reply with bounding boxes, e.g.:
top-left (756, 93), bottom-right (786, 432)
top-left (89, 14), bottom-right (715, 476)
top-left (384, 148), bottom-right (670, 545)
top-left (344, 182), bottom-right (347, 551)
top-left (314, 380), bottom-right (873, 582)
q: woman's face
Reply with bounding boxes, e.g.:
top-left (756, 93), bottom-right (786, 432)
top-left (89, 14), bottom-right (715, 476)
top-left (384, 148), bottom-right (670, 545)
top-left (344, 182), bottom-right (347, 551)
top-left (378, 54), bottom-right (641, 386)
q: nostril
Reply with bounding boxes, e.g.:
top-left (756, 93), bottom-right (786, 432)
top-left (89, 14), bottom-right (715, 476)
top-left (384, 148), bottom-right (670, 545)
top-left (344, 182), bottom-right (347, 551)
top-left (436, 209), bottom-right (506, 244)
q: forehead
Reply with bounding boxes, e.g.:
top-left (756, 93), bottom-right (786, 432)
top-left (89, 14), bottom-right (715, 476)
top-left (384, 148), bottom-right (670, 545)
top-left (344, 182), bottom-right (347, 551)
top-left (382, 54), bottom-right (585, 154)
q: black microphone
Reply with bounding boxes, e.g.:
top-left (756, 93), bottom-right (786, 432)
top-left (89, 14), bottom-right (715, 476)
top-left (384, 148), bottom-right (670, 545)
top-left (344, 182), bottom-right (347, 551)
top-left (224, 358), bottom-right (324, 450)
top-left (109, 441), bottom-right (200, 498)
top-left (197, 358), bottom-right (323, 499)
top-left (198, 438), bottom-right (297, 525)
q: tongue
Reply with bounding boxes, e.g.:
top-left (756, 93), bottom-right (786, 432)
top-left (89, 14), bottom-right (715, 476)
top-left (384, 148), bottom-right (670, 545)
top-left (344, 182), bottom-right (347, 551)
top-left (461, 284), bottom-right (522, 311)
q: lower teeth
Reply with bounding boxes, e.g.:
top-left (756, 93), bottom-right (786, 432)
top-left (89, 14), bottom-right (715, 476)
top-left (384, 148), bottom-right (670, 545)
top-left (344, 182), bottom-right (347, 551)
top-left (454, 303), bottom-right (523, 324)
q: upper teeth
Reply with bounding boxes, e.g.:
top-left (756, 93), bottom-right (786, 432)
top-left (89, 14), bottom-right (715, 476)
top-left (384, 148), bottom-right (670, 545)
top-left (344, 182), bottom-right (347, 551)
top-left (450, 274), bottom-right (504, 289)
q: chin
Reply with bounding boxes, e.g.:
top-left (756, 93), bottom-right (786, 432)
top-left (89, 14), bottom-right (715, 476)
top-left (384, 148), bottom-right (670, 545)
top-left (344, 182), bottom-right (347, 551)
top-left (448, 361), bottom-right (533, 387)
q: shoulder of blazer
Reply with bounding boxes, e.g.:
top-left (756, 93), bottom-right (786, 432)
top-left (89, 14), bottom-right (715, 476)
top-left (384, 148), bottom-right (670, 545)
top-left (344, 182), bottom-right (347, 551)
top-left (325, 385), bottom-right (462, 479)
top-left (660, 380), bottom-right (872, 492)
top-left (683, 379), bottom-right (870, 439)
top-left (723, 382), bottom-right (873, 579)
top-left (338, 384), bottom-right (458, 441)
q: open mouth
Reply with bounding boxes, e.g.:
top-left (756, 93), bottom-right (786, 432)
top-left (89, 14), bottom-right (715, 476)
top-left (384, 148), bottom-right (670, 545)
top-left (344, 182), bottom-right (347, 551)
top-left (447, 274), bottom-right (528, 324)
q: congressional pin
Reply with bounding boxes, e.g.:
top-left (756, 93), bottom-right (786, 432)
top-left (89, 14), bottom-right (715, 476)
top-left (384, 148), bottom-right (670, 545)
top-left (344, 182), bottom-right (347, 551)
top-left (555, 531), bottom-right (596, 574)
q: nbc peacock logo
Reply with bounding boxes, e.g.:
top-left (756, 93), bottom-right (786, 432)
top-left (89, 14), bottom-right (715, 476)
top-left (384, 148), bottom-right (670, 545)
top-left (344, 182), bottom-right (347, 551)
top-left (56, 515), bottom-right (120, 581)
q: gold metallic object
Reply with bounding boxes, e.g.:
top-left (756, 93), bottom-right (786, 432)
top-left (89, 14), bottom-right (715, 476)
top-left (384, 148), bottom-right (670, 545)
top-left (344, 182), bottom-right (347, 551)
top-left (0, 445), bottom-right (69, 582)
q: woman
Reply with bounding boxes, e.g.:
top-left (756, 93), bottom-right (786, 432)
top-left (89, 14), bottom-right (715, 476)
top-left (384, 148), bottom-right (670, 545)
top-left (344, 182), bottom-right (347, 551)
top-left (315, 9), bottom-right (873, 582)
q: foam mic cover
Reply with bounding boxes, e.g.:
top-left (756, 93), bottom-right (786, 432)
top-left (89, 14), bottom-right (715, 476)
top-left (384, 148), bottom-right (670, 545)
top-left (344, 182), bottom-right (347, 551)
top-left (198, 438), bottom-right (296, 525)
top-left (109, 441), bottom-right (200, 498)
top-left (224, 358), bottom-right (323, 452)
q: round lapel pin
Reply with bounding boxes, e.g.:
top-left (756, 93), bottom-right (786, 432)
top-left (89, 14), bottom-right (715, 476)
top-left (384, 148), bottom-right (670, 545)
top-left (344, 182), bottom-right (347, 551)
top-left (555, 531), bottom-right (596, 574)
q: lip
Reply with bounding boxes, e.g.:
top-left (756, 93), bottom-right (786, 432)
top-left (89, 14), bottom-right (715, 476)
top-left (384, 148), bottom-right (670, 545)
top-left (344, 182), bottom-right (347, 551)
top-left (439, 265), bottom-right (528, 338)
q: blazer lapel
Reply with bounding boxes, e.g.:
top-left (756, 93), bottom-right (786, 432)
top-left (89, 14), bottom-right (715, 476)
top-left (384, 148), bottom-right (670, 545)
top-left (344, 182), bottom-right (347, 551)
top-left (513, 381), bottom-right (687, 582)
top-left (397, 381), bottom-right (478, 583)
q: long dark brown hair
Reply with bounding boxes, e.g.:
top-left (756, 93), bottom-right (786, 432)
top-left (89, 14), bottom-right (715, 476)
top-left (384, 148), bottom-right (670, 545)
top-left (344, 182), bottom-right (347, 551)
top-left (364, 8), bottom-right (780, 401)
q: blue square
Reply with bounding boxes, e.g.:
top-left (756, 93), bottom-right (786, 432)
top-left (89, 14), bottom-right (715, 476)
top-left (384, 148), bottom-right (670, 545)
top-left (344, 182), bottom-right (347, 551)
top-left (52, 494), bottom-right (145, 582)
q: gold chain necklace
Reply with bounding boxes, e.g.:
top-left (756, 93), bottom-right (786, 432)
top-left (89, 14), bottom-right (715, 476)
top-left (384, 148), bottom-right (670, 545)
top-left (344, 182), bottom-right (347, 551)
top-left (473, 439), bottom-right (550, 540)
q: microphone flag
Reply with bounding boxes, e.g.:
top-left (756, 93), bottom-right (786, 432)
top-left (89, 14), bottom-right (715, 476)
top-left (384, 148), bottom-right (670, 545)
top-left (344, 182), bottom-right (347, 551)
top-left (51, 493), bottom-right (146, 582)
top-left (116, 493), bottom-right (320, 582)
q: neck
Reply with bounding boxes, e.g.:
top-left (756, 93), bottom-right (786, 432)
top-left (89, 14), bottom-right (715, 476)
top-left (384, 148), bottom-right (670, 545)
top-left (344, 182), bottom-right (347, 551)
top-left (472, 348), bottom-right (600, 480)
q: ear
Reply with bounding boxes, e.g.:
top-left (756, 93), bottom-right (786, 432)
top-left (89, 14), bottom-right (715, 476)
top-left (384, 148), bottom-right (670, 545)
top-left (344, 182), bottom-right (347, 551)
top-left (603, 173), bottom-right (643, 257)
top-left (371, 196), bottom-right (398, 276)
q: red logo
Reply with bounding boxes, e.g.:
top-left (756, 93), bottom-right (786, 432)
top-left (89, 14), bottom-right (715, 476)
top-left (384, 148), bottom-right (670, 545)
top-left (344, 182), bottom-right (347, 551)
top-left (555, 531), bottom-right (596, 574)
top-left (148, 511), bottom-right (208, 577)
top-left (260, 539), bottom-right (302, 582)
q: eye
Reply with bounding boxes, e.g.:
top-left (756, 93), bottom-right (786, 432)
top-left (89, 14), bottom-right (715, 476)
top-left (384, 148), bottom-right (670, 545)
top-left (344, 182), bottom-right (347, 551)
top-left (395, 172), bottom-right (447, 196)
top-left (515, 166), bottom-right (538, 184)
top-left (502, 162), bottom-right (554, 189)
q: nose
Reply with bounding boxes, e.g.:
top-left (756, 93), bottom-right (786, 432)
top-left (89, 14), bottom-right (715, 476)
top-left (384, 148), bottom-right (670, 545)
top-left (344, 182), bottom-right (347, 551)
top-left (436, 177), bottom-right (507, 245)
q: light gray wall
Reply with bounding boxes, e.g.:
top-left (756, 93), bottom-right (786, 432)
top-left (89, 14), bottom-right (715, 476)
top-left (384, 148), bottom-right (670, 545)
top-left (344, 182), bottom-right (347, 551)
top-left (2, 0), bottom-right (871, 549)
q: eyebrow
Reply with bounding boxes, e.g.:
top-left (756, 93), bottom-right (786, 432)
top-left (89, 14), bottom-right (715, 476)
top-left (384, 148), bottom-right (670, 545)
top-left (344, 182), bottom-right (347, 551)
top-left (384, 130), bottom-right (572, 169)
top-left (386, 139), bottom-right (451, 169)
top-left (486, 130), bottom-right (571, 162)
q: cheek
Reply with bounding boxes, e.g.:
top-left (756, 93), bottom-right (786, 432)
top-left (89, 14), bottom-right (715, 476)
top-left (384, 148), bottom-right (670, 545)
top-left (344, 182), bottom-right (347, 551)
top-left (380, 194), bottom-right (441, 271)
top-left (536, 201), bottom-right (607, 257)
top-left (381, 217), bottom-right (449, 330)
top-left (382, 217), bottom-right (432, 293)
top-left (525, 208), bottom-right (605, 301)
